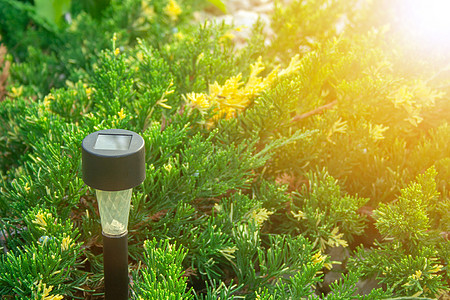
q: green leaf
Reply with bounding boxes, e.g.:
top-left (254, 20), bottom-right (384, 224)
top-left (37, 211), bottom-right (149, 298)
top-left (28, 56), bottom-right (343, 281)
top-left (79, 0), bottom-right (111, 18)
top-left (34, 0), bottom-right (71, 27)
top-left (207, 0), bottom-right (227, 13)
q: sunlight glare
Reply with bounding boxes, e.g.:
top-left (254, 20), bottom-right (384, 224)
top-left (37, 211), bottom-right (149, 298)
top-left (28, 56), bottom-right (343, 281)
top-left (398, 0), bottom-right (450, 48)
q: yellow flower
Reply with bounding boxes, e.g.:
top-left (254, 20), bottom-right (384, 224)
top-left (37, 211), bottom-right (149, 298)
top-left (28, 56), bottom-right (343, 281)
top-left (114, 48), bottom-right (120, 56)
top-left (118, 108), bottom-right (126, 120)
top-left (251, 208), bottom-right (274, 226)
top-left (61, 236), bottom-right (73, 251)
top-left (164, 0), bottom-right (182, 22)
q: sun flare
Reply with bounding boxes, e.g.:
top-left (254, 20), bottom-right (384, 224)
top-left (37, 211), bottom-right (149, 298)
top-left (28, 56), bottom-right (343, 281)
top-left (397, 0), bottom-right (450, 48)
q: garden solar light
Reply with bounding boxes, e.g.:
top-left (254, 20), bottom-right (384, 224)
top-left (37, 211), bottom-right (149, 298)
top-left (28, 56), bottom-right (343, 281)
top-left (82, 129), bottom-right (145, 300)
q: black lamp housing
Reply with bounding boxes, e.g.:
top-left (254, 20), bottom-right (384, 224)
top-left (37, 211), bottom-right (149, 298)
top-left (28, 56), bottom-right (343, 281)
top-left (82, 129), bottom-right (146, 191)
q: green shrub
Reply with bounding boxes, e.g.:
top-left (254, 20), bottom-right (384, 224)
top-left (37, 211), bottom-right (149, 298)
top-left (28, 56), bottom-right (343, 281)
top-left (132, 238), bottom-right (194, 299)
top-left (0, 0), bottom-right (449, 298)
top-left (286, 169), bottom-right (368, 250)
top-left (0, 207), bottom-right (86, 298)
top-left (350, 168), bottom-right (449, 298)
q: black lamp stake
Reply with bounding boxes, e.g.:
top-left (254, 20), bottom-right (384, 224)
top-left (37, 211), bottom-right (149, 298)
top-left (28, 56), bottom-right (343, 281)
top-left (82, 129), bottom-right (145, 300)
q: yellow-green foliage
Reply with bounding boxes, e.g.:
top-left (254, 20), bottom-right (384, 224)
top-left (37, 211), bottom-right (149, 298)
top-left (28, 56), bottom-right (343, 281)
top-left (0, 0), bottom-right (448, 298)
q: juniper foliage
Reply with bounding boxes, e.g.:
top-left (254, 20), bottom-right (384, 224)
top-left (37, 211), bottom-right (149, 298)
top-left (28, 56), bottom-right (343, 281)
top-left (0, 0), bottom-right (448, 298)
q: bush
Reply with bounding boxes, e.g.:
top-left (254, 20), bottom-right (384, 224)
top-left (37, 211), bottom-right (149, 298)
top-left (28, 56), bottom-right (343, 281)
top-left (0, 0), bottom-right (448, 298)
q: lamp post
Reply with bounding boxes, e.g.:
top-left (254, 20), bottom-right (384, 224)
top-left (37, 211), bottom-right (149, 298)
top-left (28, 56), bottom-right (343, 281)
top-left (82, 129), bottom-right (145, 300)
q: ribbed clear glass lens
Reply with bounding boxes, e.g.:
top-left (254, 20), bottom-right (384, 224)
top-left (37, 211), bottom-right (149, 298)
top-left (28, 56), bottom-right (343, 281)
top-left (96, 189), bottom-right (132, 236)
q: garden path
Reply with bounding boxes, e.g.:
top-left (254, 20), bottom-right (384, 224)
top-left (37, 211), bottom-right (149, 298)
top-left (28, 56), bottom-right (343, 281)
top-left (195, 0), bottom-right (278, 47)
